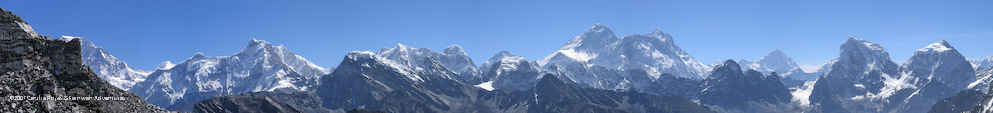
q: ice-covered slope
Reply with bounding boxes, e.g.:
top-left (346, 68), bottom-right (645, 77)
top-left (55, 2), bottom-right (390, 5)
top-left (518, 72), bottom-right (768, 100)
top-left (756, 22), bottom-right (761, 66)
top-left (538, 24), bottom-right (710, 80)
top-left (129, 38), bottom-right (327, 111)
top-left (59, 36), bottom-right (150, 90)
top-left (376, 43), bottom-right (480, 84)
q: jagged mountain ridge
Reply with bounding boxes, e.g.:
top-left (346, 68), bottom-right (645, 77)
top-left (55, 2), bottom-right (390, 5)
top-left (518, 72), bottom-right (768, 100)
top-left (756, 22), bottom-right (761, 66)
top-left (231, 50), bottom-right (715, 113)
top-left (129, 38), bottom-right (328, 111)
top-left (376, 43), bottom-right (482, 84)
top-left (807, 37), bottom-right (980, 113)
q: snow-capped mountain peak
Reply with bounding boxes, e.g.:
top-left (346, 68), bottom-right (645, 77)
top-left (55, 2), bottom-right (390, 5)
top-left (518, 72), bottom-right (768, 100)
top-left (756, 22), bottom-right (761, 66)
top-left (904, 39), bottom-right (975, 90)
top-left (488, 51), bottom-right (518, 62)
top-left (129, 39), bottom-right (328, 110)
top-left (590, 23), bottom-right (613, 34)
top-left (60, 35), bottom-right (150, 90)
top-left (838, 36), bottom-right (895, 66)
top-left (917, 39), bottom-right (953, 52)
top-left (480, 51), bottom-right (544, 90)
top-left (156, 61), bottom-right (176, 70)
top-left (373, 43), bottom-right (481, 83)
top-left (236, 38), bottom-right (328, 76)
top-left (538, 24), bottom-right (618, 65)
top-left (444, 44), bottom-right (467, 55)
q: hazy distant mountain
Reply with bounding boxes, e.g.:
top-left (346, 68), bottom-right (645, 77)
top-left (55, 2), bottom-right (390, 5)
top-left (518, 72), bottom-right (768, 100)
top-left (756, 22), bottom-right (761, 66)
top-left (973, 56), bottom-right (993, 69)
top-left (736, 50), bottom-right (817, 81)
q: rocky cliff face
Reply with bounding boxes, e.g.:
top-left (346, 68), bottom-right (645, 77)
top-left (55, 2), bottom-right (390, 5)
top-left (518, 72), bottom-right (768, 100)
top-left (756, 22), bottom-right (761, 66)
top-left (0, 8), bottom-right (167, 112)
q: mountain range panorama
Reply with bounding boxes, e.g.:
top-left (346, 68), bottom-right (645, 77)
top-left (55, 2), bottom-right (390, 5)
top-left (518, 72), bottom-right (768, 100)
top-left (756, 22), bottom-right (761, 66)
top-left (5, 7), bottom-right (993, 112)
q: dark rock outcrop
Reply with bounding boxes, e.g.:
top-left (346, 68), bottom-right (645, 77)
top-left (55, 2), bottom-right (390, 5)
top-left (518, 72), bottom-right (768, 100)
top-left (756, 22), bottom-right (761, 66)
top-left (0, 8), bottom-right (167, 112)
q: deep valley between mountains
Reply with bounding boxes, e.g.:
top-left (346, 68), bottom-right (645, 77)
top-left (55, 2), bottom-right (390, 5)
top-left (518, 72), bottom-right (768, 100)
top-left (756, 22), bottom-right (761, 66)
top-left (3, 7), bottom-right (993, 113)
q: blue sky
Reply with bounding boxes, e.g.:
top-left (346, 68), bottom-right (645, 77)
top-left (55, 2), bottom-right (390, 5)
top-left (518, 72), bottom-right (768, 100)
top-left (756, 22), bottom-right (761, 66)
top-left (2, 0), bottom-right (992, 71)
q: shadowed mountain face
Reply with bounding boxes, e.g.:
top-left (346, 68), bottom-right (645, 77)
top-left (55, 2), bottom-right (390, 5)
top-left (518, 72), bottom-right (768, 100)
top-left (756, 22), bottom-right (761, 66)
top-left (700, 60), bottom-right (793, 111)
top-left (0, 8), bottom-right (166, 112)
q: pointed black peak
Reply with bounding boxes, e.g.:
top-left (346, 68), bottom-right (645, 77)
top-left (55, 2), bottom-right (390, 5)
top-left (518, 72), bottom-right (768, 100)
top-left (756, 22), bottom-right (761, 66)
top-left (937, 38), bottom-right (952, 47)
top-left (444, 44), bottom-right (466, 55)
top-left (0, 8), bottom-right (25, 23)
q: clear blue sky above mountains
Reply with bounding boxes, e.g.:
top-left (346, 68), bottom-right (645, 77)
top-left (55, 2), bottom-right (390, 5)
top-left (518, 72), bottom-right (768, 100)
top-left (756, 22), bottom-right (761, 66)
top-left (3, 0), bottom-right (992, 71)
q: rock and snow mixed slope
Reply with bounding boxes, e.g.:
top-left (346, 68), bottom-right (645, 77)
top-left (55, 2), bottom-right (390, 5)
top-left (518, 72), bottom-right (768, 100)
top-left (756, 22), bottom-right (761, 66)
top-left (890, 39), bottom-right (976, 113)
top-left (129, 38), bottom-right (328, 111)
top-left (59, 36), bottom-right (150, 90)
top-left (0, 8), bottom-right (166, 112)
top-left (808, 37), bottom-right (903, 112)
top-left (479, 51), bottom-right (544, 91)
top-left (807, 37), bottom-right (978, 113)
